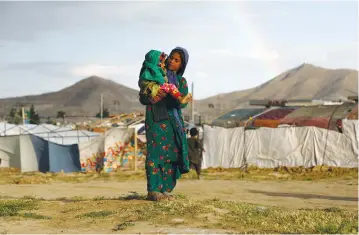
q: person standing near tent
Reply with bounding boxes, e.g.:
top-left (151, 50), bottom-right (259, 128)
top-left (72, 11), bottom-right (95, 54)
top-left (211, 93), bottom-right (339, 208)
top-left (138, 47), bottom-right (192, 201)
top-left (187, 127), bottom-right (205, 180)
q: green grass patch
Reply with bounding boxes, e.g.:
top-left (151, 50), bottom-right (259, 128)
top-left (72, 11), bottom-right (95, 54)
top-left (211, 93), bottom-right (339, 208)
top-left (0, 200), bottom-right (37, 217)
top-left (22, 212), bottom-right (51, 220)
top-left (75, 210), bottom-right (114, 219)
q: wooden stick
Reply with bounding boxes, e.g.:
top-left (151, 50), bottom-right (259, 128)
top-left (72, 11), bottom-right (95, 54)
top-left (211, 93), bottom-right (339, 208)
top-left (134, 128), bottom-right (138, 171)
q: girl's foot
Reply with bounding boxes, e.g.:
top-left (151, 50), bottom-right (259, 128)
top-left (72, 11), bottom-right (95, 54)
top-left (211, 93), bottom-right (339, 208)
top-left (162, 192), bottom-right (176, 201)
top-left (146, 192), bottom-right (166, 201)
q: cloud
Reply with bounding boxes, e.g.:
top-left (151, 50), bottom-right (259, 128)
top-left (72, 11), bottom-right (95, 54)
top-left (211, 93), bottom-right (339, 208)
top-left (0, 2), bottom-right (165, 41)
top-left (1, 61), bottom-right (72, 79)
top-left (0, 1), bottom-right (269, 42)
top-left (4, 61), bottom-right (68, 70)
top-left (70, 64), bottom-right (138, 78)
top-left (195, 71), bottom-right (209, 78)
top-left (208, 48), bottom-right (280, 61)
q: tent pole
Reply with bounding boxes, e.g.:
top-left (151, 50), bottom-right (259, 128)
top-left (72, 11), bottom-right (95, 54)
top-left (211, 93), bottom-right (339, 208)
top-left (134, 128), bottom-right (137, 171)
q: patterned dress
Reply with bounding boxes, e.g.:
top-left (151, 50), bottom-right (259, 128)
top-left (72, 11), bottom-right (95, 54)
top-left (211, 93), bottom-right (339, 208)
top-left (142, 76), bottom-right (190, 193)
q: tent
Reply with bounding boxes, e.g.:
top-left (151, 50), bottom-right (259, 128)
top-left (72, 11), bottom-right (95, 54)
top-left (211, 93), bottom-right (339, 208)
top-left (0, 134), bottom-right (80, 172)
top-left (211, 108), bottom-right (268, 128)
top-left (280, 103), bottom-right (355, 131)
top-left (0, 123), bottom-right (99, 145)
top-left (250, 107), bottom-right (298, 128)
top-left (202, 119), bottom-right (358, 169)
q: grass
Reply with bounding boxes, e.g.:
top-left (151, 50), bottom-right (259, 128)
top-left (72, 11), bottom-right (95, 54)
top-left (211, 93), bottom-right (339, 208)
top-left (113, 222), bottom-right (135, 231)
top-left (75, 210), bottom-right (114, 219)
top-left (0, 199), bottom-right (37, 216)
top-left (0, 195), bottom-right (357, 234)
top-left (22, 212), bottom-right (51, 220)
top-left (0, 166), bottom-right (357, 185)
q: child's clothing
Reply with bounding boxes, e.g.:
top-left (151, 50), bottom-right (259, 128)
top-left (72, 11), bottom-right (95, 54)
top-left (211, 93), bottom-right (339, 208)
top-left (139, 50), bottom-right (184, 102)
top-left (187, 137), bottom-right (204, 179)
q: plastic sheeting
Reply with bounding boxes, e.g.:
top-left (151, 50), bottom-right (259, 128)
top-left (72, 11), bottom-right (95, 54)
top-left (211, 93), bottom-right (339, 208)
top-left (79, 128), bottom-right (147, 173)
top-left (281, 104), bottom-right (355, 131)
top-left (0, 123), bottom-right (99, 145)
top-left (0, 134), bottom-right (81, 172)
top-left (0, 136), bottom-right (20, 168)
top-left (48, 142), bottom-right (81, 173)
top-left (346, 105), bottom-right (358, 120)
top-left (212, 108), bottom-right (267, 128)
top-left (251, 107), bottom-right (297, 128)
top-left (202, 125), bottom-right (245, 169)
top-left (202, 121), bottom-right (358, 169)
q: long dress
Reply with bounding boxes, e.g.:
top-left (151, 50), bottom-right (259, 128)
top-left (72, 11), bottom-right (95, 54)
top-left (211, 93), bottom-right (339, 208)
top-left (139, 76), bottom-right (190, 193)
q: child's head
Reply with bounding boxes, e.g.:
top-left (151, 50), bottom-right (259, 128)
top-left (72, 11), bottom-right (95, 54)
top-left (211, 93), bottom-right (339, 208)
top-left (190, 127), bottom-right (198, 137)
top-left (158, 52), bottom-right (167, 71)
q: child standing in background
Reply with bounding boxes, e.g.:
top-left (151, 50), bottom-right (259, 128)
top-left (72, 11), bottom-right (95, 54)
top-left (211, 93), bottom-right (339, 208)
top-left (187, 127), bottom-right (205, 180)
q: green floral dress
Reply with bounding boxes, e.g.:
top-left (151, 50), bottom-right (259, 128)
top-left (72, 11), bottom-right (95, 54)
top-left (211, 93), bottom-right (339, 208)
top-left (139, 76), bottom-right (190, 193)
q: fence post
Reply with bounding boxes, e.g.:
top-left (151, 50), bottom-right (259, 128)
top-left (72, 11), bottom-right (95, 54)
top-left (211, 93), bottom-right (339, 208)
top-left (134, 128), bottom-right (137, 171)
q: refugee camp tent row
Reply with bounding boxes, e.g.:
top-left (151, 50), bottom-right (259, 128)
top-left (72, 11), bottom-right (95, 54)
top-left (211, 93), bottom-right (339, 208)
top-left (202, 119), bottom-right (358, 169)
top-left (280, 103), bottom-right (356, 131)
top-left (0, 123), bottom-right (100, 145)
top-left (211, 104), bottom-right (357, 132)
top-left (0, 127), bottom-right (146, 173)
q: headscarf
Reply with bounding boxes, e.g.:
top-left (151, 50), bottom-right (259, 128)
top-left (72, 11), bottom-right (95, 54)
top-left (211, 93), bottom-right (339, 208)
top-left (166, 47), bottom-right (189, 137)
top-left (139, 50), bottom-right (167, 85)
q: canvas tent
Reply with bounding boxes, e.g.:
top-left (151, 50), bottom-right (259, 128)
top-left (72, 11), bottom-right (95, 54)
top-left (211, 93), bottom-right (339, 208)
top-left (211, 108), bottom-right (268, 128)
top-left (202, 119), bottom-right (358, 169)
top-left (79, 128), bottom-right (146, 173)
top-left (0, 134), bottom-right (80, 172)
top-left (249, 107), bottom-right (298, 128)
top-left (280, 104), bottom-right (355, 131)
top-left (0, 123), bottom-right (99, 145)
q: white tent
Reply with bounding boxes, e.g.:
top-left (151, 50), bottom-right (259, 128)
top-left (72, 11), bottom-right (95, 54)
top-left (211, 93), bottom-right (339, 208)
top-left (0, 122), bottom-right (100, 145)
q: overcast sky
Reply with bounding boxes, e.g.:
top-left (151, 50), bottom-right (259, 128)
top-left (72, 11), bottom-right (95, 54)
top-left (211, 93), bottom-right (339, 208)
top-left (0, 1), bottom-right (357, 99)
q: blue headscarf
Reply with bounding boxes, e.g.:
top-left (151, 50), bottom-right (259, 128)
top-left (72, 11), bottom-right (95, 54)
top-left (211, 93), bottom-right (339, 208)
top-left (166, 47), bottom-right (189, 136)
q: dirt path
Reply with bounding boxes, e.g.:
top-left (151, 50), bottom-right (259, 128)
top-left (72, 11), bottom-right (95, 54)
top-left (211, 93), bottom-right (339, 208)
top-left (0, 179), bottom-right (357, 210)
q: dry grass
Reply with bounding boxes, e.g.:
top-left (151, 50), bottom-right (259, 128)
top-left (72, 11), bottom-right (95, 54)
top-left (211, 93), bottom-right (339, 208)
top-left (0, 194), bottom-right (357, 234)
top-left (1, 165), bottom-right (356, 185)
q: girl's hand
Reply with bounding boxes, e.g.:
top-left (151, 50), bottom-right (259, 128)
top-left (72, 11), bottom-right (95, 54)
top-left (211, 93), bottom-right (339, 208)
top-left (180, 93), bottom-right (192, 104)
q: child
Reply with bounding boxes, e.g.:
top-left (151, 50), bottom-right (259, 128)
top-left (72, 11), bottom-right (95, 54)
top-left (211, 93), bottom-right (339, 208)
top-left (187, 127), bottom-right (205, 180)
top-left (139, 49), bottom-right (191, 104)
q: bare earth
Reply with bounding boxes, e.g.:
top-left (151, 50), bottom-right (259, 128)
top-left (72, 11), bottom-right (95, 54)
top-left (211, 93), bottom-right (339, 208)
top-left (0, 179), bottom-right (357, 210)
top-left (0, 179), bottom-right (357, 233)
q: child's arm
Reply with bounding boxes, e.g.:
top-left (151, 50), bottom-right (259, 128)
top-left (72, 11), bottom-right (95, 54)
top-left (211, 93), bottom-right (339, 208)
top-left (139, 80), bottom-right (168, 104)
top-left (160, 83), bottom-right (188, 103)
top-left (197, 139), bottom-right (205, 152)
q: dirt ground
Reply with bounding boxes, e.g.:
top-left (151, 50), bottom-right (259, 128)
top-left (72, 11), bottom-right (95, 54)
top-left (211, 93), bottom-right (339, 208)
top-left (0, 178), bottom-right (357, 234)
top-left (0, 179), bottom-right (357, 210)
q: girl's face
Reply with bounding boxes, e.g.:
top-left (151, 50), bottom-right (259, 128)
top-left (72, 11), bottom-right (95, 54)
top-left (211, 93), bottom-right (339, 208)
top-left (167, 52), bottom-right (182, 72)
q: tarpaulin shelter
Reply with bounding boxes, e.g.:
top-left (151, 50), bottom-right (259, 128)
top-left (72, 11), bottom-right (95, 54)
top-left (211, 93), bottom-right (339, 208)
top-left (0, 134), bottom-right (80, 172)
top-left (250, 107), bottom-right (298, 128)
top-left (202, 119), bottom-right (358, 169)
top-left (346, 104), bottom-right (358, 120)
top-left (79, 128), bottom-right (146, 173)
top-left (280, 103), bottom-right (355, 131)
top-left (0, 123), bottom-right (99, 145)
top-left (211, 108), bottom-right (268, 128)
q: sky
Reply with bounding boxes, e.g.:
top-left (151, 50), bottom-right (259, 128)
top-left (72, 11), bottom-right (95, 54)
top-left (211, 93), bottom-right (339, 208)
top-left (0, 1), bottom-right (357, 99)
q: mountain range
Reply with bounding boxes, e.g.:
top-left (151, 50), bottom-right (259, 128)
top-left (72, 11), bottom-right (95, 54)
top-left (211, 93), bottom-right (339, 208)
top-left (0, 63), bottom-right (357, 121)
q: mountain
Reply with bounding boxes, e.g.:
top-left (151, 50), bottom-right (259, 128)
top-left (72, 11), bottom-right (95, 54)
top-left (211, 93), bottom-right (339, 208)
top-left (193, 63), bottom-right (358, 121)
top-left (0, 75), bottom-right (144, 117)
top-left (0, 64), bottom-right (357, 120)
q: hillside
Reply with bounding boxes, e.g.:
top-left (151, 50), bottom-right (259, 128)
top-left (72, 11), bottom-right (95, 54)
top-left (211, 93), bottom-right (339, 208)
top-left (0, 64), bottom-right (357, 120)
top-left (193, 63), bottom-right (358, 120)
top-left (0, 76), bottom-right (144, 117)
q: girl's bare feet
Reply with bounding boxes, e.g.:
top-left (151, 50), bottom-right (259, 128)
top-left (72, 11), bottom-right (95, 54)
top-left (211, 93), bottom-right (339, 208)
top-left (162, 192), bottom-right (176, 201)
top-left (146, 192), bottom-right (166, 201)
